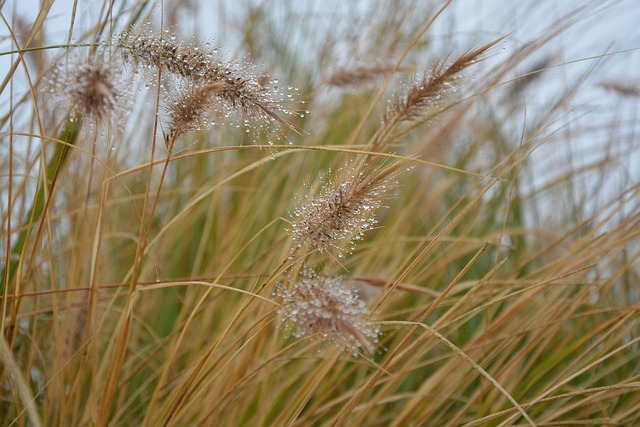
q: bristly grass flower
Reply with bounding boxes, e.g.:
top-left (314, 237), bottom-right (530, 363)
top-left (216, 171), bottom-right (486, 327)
top-left (290, 161), bottom-right (404, 257)
top-left (326, 62), bottom-right (412, 88)
top-left (163, 82), bottom-right (226, 148)
top-left (391, 41), bottom-right (500, 124)
top-left (48, 56), bottom-right (129, 124)
top-left (275, 271), bottom-right (380, 354)
top-left (117, 31), bottom-right (298, 136)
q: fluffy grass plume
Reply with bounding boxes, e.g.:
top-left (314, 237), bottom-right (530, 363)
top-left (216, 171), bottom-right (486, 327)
top-left (275, 271), bottom-right (380, 354)
top-left (118, 30), bottom-right (298, 133)
top-left (289, 161), bottom-right (402, 257)
top-left (326, 63), bottom-right (412, 87)
top-left (48, 56), bottom-right (129, 124)
top-left (1, 1), bottom-right (638, 426)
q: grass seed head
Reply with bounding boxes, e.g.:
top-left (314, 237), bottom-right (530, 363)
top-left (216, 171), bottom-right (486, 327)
top-left (49, 57), bottom-right (129, 124)
top-left (391, 40), bottom-right (501, 123)
top-left (327, 63), bottom-right (410, 88)
top-left (291, 171), bottom-right (381, 255)
top-left (290, 162), bottom-right (400, 256)
top-left (275, 271), bottom-right (380, 354)
top-left (164, 82), bottom-right (226, 146)
top-left (117, 31), bottom-right (298, 136)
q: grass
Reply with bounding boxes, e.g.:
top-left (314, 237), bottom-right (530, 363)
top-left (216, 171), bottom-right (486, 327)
top-left (1, 0), bottom-right (639, 426)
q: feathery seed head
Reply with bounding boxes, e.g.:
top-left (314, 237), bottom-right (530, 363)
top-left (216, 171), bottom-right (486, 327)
top-left (599, 80), bottom-right (640, 98)
top-left (275, 271), bottom-right (380, 354)
top-left (394, 67), bottom-right (460, 122)
top-left (290, 163), bottom-right (398, 256)
top-left (327, 63), bottom-right (409, 88)
top-left (390, 41), bottom-right (501, 124)
top-left (117, 31), bottom-right (298, 136)
top-left (49, 57), bottom-right (128, 124)
top-left (164, 82), bottom-right (226, 146)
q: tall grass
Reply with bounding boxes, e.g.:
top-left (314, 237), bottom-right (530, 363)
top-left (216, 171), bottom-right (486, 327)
top-left (1, 1), bottom-right (639, 426)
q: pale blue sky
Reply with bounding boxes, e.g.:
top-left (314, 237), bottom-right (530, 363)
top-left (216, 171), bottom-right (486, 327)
top-left (1, 0), bottom-right (638, 216)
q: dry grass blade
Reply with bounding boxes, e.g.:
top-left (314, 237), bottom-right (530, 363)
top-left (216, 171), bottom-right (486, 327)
top-left (383, 320), bottom-right (537, 426)
top-left (0, 335), bottom-right (43, 427)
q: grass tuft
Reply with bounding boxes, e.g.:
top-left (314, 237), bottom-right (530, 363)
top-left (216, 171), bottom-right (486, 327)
top-left (0, 1), bottom-right (638, 426)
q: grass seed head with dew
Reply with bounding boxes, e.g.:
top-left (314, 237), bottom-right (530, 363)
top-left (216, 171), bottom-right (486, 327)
top-left (116, 29), bottom-right (298, 142)
top-left (163, 81), bottom-right (226, 148)
top-left (274, 270), bottom-right (380, 355)
top-left (48, 55), bottom-right (130, 125)
top-left (389, 41), bottom-right (500, 124)
top-left (290, 161), bottom-right (403, 257)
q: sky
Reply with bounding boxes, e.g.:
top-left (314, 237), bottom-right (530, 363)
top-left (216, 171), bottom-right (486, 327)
top-left (1, 0), bottom-right (639, 216)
